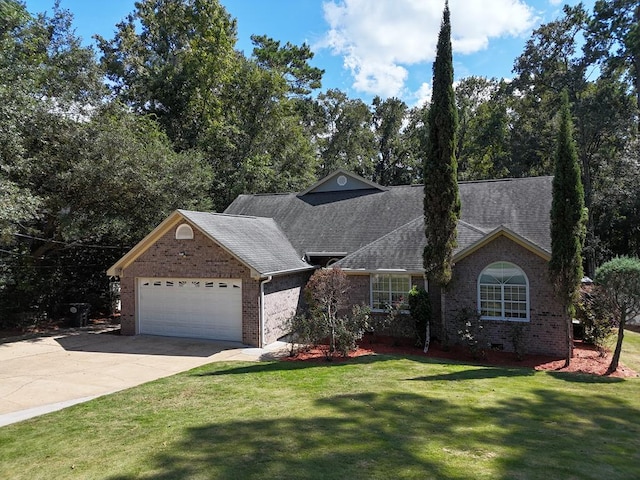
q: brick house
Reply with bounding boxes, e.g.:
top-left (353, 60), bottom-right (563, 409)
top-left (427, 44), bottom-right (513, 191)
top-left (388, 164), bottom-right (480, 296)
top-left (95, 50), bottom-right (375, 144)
top-left (107, 170), bottom-right (568, 355)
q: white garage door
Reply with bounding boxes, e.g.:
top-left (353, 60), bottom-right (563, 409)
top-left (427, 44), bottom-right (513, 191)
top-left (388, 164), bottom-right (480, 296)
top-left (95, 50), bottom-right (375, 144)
top-left (138, 278), bottom-right (243, 341)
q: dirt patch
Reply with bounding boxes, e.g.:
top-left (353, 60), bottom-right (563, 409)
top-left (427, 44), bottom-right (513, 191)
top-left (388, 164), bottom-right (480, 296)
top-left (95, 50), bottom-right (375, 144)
top-left (283, 336), bottom-right (638, 378)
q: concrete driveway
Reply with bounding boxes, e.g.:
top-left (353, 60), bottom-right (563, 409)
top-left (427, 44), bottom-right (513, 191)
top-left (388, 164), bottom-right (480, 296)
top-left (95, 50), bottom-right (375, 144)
top-left (0, 329), bottom-right (287, 427)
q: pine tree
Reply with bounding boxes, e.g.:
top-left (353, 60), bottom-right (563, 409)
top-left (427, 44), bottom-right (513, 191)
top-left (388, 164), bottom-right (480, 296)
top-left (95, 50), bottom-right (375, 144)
top-left (549, 89), bottom-right (587, 366)
top-left (423, 1), bottom-right (459, 348)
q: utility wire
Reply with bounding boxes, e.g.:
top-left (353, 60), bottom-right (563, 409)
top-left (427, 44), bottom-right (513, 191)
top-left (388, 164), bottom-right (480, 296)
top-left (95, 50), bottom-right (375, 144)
top-left (13, 233), bottom-right (129, 250)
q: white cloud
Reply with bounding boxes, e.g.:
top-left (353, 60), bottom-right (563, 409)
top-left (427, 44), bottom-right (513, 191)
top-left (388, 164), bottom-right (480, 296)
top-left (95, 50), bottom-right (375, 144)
top-left (320, 0), bottom-right (537, 98)
top-left (413, 82), bottom-right (432, 107)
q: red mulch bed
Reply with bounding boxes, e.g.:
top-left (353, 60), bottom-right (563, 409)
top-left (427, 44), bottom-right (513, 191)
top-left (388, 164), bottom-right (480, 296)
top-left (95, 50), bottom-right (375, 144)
top-left (283, 335), bottom-right (638, 378)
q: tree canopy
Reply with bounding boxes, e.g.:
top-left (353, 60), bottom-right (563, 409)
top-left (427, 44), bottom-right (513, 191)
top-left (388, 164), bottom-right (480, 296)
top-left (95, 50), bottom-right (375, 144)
top-left (1, 0), bottom-right (639, 328)
top-left (595, 256), bottom-right (640, 373)
top-left (423, 2), bottom-right (460, 288)
top-left (549, 90), bottom-right (587, 365)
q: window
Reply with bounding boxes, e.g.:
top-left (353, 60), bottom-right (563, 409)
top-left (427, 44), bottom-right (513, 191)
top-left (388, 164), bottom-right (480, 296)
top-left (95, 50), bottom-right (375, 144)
top-left (478, 262), bottom-right (529, 321)
top-left (371, 274), bottom-right (411, 310)
top-left (175, 223), bottom-right (194, 240)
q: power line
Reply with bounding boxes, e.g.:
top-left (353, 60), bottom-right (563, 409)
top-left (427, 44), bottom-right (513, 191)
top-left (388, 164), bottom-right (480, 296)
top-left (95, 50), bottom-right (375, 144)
top-left (13, 233), bottom-right (129, 250)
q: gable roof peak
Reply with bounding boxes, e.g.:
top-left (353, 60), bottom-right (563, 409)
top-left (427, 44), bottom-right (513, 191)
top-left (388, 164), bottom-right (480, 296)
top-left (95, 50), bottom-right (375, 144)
top-left (299, 169), bottom-right (387, 196)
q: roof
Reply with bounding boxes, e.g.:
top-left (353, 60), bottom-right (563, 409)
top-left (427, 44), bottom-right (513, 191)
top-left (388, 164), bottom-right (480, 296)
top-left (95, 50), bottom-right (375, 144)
top-left (178, 210), bottom-right (312, 276)
top-left (226, 186), bottom-right (424, 257)
top-left (109, 172), bottom-right (554, 278)
top-left (299, 169), bottom-right (387, 195)
top-left (107, 210), bottom-right (312, 278)
top-left (225, 174), bottom-right (553, 270)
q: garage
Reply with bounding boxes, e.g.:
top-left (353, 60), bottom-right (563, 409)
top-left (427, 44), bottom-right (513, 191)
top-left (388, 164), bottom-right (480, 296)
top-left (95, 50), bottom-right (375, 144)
top-left (138, 277), bottom-right (243, 341)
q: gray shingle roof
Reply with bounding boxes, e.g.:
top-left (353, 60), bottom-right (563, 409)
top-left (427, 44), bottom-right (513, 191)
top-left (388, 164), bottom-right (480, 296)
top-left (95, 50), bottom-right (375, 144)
top-left (226, 186), bottom-right (425, 256)
top-left (178, 210), bottom-right (312, 276)
top-left (335, 219), bottom-right (490, 271)
top-left (225, 175), bottom-right (553, 271)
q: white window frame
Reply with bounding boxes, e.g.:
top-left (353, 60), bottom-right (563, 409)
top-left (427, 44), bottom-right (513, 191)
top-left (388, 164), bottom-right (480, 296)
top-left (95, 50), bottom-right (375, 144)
top-left (175, 223), bottom-right (194, 240)
top-left (477, 261), bottom-right (529, 322)
top-left (370, 274), bottom-right (411, 311)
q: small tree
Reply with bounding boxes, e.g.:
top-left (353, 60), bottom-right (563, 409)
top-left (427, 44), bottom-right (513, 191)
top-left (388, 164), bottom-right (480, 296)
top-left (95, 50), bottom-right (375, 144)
top-left (594, 256), bottom-right (640, 373)
top-left (303, 267), bottom-right (370, 358)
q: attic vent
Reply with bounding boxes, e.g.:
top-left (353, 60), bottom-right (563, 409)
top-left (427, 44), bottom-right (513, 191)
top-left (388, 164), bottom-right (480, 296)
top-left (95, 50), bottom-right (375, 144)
top-left (337, 175), bottom-right (347, 186)
top-left (175, 223), bottom-right (194, 240)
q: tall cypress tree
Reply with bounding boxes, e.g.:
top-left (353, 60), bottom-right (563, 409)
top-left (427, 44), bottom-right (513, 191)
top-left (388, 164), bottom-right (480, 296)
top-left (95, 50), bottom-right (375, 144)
top-left (423, 1), bottom-right (459, 346)
top-left (549, 89), bottom-right (587, 366)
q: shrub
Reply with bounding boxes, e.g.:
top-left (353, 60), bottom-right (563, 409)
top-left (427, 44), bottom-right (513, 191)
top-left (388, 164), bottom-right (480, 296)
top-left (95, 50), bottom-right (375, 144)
top-left (285, 267), bottom-right (371, 359)
top-left (283, 313), bottom-right (325, 356)
top-left (408, 286), bottom-right (431, 349)
top-left (455, 308), bottom-right (486, 360)
top-left (574, 284), bottom-right (616, 356)
top-left (332, 304), bottom-right (371, 357)
top-left (510, 323), bottom-right (528, 360)
top-left (367, 301), bottom-right (405, 343)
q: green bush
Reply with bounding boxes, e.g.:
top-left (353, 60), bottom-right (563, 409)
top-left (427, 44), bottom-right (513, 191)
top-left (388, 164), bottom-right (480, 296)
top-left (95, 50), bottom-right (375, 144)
top-left (284, 267), bottom-right (371, 359)
top-left (574, 284), bottom-right (616, 356)
top-left (332, 305), bottom-right (371, 357)
top-left (408, 286), bottom-right (431, 347)
top-left (510, 323), bottom-right (528, 360)
top-left (455, 307), bottom-right (486, 359)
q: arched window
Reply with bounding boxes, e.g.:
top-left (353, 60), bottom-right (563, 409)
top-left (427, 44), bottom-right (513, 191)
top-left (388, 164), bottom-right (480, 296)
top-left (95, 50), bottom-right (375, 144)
top-left (478, 262), bottom-right (529, 321)
top-left (175, 223), bottom-right (194, 240)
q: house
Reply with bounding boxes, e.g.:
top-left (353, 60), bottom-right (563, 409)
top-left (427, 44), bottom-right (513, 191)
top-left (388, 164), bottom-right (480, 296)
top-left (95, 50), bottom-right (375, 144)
top-left (107, 169), bottom-right (568, 355)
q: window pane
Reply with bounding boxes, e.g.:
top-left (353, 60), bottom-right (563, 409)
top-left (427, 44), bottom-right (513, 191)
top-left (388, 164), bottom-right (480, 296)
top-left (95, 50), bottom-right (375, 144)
top-left (479, 263), bottom-right (528, 321)
top-left (370, 275), bottom-right (410, 309)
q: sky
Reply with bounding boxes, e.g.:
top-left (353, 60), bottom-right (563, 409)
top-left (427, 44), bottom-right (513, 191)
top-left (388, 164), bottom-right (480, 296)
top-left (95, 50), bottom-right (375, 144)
top-left (25, 0), bottom-right (594, 106)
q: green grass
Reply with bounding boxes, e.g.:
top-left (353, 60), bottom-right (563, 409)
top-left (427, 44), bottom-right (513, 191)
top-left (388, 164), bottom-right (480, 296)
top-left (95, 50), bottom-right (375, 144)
top-left (1, 355), bottom-right (640, 479)
top-left (622, 328), bottom-right (640, 372)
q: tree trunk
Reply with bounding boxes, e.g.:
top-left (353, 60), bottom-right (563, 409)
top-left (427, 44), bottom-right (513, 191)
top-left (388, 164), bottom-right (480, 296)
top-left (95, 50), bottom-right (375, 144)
top-left (607, 311), bottom-right (626, 374)
top-left (440, 290), bottom-right (448, 348)
top-left (563, 314), bottom-right (573, 368)
top-left (423, 320), bottom-right (430, 353)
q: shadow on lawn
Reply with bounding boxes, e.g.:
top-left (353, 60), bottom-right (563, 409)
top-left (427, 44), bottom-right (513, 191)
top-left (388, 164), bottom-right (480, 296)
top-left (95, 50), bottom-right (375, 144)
top-left (106, 364), bottom-right (640, 480)
top-left (195, 352), bottom-right (422, 377)
top-left (409, 366), bottom-right (535, 382)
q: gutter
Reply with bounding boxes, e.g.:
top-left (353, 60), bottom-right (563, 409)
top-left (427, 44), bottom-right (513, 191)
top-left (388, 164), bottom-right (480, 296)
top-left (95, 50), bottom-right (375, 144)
top-left (259, 276), bottom-right (273, 348)
top-left (261, 265), bottom-right (316, 277)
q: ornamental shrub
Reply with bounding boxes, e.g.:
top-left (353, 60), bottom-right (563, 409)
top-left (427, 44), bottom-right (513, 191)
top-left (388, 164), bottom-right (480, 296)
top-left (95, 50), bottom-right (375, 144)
top-left (408, 286), bottom-right (431, 349)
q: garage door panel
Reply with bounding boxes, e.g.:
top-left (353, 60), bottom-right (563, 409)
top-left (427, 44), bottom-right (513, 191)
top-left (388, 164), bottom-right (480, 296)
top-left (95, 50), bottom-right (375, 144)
top-left (138, 278), bottom-right (242, 341)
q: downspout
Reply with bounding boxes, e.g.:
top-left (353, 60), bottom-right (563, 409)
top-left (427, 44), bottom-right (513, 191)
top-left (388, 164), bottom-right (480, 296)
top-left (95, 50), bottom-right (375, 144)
top-left (259, 276), bottom-right (273, 348)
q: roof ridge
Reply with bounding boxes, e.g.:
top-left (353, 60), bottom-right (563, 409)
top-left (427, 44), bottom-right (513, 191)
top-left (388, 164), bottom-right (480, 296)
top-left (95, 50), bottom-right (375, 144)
top-left (458, 175), bottom-right (553, 185)
top-left (179, 209), bottom-right (260, 220)
top-left (458, 220), bottom-right (490, 235)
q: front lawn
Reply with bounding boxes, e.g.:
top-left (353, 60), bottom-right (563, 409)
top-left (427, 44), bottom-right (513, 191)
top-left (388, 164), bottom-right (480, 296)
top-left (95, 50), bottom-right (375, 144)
top-left (622, 328), bottom-right (640, 372)
top-left (1, 348), bottom-right (640, 480)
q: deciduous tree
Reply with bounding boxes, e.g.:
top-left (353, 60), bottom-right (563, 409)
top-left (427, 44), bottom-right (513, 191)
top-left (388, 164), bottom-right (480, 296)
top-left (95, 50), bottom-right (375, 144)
top-left (595, 256), bottom-right (640, 373)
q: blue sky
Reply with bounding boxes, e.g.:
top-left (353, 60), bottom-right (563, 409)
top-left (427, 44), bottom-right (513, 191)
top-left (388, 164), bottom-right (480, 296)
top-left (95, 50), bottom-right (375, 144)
top-left (25, 0), bottom-right (594, 105)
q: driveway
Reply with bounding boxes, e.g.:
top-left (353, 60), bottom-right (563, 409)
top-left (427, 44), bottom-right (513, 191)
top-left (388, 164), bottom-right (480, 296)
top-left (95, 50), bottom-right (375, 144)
top-left (0, 329), bottom-right (287, 427)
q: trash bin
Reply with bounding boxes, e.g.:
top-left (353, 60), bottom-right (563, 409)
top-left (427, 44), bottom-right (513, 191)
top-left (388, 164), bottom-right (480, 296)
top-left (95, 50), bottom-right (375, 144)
top-left (67, 303), bottom-right (91, 327)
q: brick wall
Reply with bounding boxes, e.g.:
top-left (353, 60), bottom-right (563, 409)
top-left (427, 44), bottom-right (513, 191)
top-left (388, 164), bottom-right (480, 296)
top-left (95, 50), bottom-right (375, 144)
top-left (263, 271), bottom-right (313, 344)
top-left (119, 220), bottom-right (262, 346)
top-left (345, 273), bottom-right (425, 338)
top-left (445, 235), bottom-right (567, 356)
top-left (342, 240), bottom-right (567, 357)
